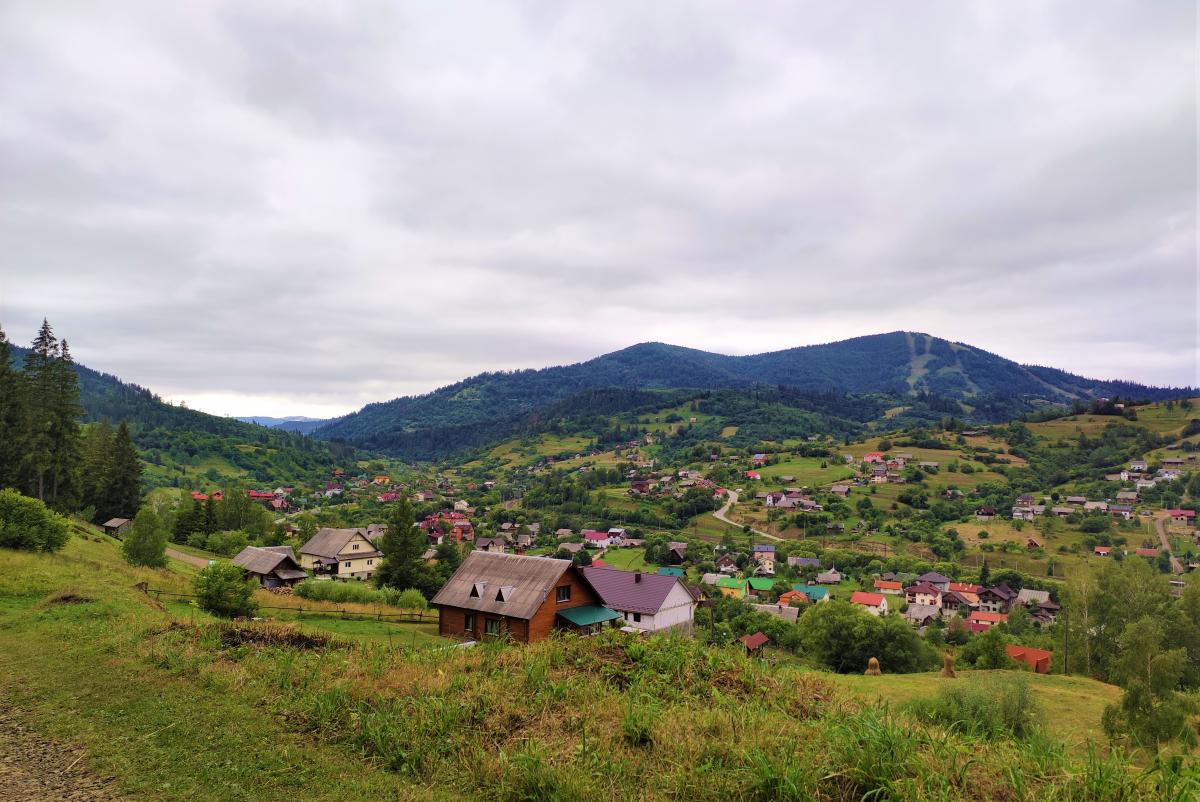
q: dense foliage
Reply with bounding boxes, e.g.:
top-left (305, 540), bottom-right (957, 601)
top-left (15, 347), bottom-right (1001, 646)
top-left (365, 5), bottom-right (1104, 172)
top-left (0, 487), bottom-right (70, 552)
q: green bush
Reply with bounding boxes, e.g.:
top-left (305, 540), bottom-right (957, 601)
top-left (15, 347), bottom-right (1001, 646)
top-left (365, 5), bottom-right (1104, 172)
top-left (205, 530), bottom-right (250, 557)
top-left (296, 579), bottom-right (391, 605)
top-left (0, 488), bottom-right (70, 552)
top-left (121, 506), bottom-right (168, 567)
top-left (903, 675), bottom-right (1043, 740)
top-left (194, 562), bottom-right (257, 618)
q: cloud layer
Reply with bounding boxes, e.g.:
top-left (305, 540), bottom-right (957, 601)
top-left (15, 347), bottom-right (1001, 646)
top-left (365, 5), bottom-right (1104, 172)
top-left (1, 1), bottom-right (1195, 416)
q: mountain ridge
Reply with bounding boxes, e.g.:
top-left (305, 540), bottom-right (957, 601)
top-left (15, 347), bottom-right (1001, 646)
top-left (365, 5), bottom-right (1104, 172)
top-left (312, 331), bottom-right (1194, 458)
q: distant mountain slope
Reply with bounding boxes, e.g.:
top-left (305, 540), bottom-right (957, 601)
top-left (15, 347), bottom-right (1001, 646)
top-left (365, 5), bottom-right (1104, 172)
top-left (315, 332), bottom-right (1191, 458)
top-left (236, 416), bottom-right (329, 434)
top-left (10, 346), bottom-right (350, 482)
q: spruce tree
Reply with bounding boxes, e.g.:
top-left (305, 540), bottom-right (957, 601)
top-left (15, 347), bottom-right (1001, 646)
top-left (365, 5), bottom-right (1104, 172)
top-left (47, 339), bottom-right (83, 510)
top-left (0, 324), bottom-right (24, 489)
top-left (374, 498), bottom-right (425, 590)
top-left (202, 495), bottom-right (218, 534)
top-left (22, 319), bottom-right (58, 501)
top-left (122, 505), bottom-right (168, 568)
top-left (100, 421), bottom-right (142, 520)
top-left (80, 419), bottom-right (115, 517)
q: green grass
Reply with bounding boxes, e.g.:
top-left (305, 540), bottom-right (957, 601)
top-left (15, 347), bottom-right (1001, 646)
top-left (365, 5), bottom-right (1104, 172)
top-left (1, 533), bottom-right (1193, 801)
top-left (598, 547), bottom-right (658, 572)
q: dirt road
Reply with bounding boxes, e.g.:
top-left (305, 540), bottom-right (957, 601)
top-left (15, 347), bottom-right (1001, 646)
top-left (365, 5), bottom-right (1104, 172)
top-left (1153, 516), bottom-right (1185, 575)
top-left (165, 548), bottom-right (210, 568)
top-left (713, 491), bottom-right (781, 542)
top-left (0, 702), bottom-right (126, 801)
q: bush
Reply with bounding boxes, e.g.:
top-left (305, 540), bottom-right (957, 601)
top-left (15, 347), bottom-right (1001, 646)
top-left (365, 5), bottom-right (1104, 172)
top-left (121, 506), bottom-right (167, 567)
top-left (294, 579), bottom-right (424, 608)
top-left (904, 675), bottom-right (1043, 740)
top-left (0, 488), bottom-right (70, 552)
top-left (194, 562), bottom-right (257, 618)
top-left (205, 530), bottom-right (250, 557)
top-left (395, 588), bottom-right (428, 610)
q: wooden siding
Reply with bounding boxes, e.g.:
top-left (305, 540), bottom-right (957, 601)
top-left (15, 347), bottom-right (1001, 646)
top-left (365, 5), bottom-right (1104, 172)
top-left (437, 565), bottom-right (601, 643)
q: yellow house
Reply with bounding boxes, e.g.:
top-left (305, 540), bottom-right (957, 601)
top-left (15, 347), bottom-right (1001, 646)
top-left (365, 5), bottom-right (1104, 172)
top-left (372, 475), bottom-right (390, 485)
top-left (299, 527), bottom-right (384, 581)
top-left (715, 577), bottom-right (748, 599)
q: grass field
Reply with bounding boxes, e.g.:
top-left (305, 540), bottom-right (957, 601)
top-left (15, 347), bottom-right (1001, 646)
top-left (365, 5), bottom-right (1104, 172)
top-left (598, 547), bottom-right (658, 572)
top-left (756, 456), bottom-right (855, 487)
top-left (0, 533), bottom-right (1191, 801)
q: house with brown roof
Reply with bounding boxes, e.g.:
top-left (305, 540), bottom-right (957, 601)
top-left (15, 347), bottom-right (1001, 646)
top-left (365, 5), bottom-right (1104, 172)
top-left (580, 567), bottom-right (696, 633)
top-left (299, 527), bottom-right (385, 581)
top-left (232, 545), bottom-right (308, 588)
top-left (968, 610), bottom-right (1007, 629)
top-left (739, 630), bottom-right (769, 656)
top-left (432, 552), bottom-right (617, 643)
top-left (101, 518), bottom-right (131, 536)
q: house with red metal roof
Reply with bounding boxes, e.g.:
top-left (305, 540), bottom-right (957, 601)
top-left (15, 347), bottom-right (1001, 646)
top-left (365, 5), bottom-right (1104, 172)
top-left (968, 610), bottom-right (1007, 629)
top-left (1006, 644), bottom-right (1053, 673)
top-left (849, 591), bottom-right (888, 616)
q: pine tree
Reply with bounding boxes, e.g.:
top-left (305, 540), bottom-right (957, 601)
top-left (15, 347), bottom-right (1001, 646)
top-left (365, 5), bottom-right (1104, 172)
top-left (100, 421), bottom-right (142, 520)
top-left (0, 323), bottom-right (24, 490)
top-left (202, 495), bottom-right (218, 534)
top-left (173, 496), bottom-right (202, 543)
top-left (374, 498), bottom-right (425, 590)
top-left (47, 339), bottom-right (83, 510)
top-left (122, 505), bottom-right (168, 568)
top-left (22, 319), bottom-right (59, 501)
top-left (80, 419), bottom-right (115, 517)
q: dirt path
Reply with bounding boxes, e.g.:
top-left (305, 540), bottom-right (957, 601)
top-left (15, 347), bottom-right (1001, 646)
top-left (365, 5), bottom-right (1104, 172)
top-left (1153, 516), bottom-right (1185, 575)
top-left (0, 702), bottom-right (126, 801)
top-left (713, 491), bottom-right (781, 542)
top-left (165, 547), bottom-right (210, 568)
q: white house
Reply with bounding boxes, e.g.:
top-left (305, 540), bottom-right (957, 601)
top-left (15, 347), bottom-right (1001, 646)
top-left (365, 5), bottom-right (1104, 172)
top-left (580, 567), bottom-right (697, 633)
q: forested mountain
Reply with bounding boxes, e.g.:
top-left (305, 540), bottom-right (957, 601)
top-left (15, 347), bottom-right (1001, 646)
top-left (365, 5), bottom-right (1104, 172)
top-left (315, 332), bottom-right (1191, 458)
top-left (9, 345), bottom-right (351, 484)
top-left (235, 416), bottom-right (329, 434)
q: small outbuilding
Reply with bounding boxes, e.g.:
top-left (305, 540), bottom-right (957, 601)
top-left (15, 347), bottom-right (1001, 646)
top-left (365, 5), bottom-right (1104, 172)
top-left (101, 518), bottom-right (131, 536)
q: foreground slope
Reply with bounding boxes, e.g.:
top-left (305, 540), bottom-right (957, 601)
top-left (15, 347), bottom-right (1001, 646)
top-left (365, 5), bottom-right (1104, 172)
top-left (1, 533), bottom-right (1188, 802)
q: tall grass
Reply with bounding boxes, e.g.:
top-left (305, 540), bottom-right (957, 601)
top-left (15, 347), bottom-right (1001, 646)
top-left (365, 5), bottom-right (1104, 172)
top-left (293, 580), bottom-right (426, 609)
top-left (903, 674), bottom-right (1043, 740)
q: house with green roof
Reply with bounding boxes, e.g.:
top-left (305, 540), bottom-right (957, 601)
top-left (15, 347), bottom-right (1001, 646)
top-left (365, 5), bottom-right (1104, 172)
top-left (793, 585), bottom-right (828, 603)
top-left (746, 577), bottom-right (775, 599)
top-left (656, 567), bottom-right (684, 578)
top-left (715, 576), bottom-right (748, 599)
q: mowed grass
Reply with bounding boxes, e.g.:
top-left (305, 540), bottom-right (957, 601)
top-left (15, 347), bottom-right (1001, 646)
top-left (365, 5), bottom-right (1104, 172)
top-left (597, 547), bottom-right (658, 572)
top-left (756, 456), bottom-right (855, 487)
top-left (829, 669), bottom-right (1121, 750)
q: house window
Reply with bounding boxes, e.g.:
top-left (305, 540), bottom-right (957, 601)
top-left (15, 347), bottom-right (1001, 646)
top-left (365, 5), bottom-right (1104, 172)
top-left (633, 613), bottom-right (642, 623)
top-left (344, 561), bottom-right (351, 568)
top-left (484, 618), bottom-right (501, 637)
top-left (367, 559), bottom-right (373, 566)
top-left (352, 543), bottom-right (359, 550)
top-left (555, 586), bottom-right (571, 603)
top-left (464, 613), bottom-right (475, 632)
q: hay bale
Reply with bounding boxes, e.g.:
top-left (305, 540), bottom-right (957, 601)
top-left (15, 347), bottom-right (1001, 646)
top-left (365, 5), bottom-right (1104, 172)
top-left (864, 656), bottom-right (881, 676)
top-left (940, 653), bottom-right (956, 678)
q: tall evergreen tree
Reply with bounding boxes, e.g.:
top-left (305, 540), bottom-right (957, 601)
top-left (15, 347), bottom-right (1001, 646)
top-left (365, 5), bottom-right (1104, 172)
top-left (80, 419), bottom-right (116, 517)
top-left (22, 319), bottom-right (59, 501)
top-left (0, 323), bottom-right (24, 489)
top-left (202, 495), bottom-right (218, 534)
top-left (100, 421), bottom-right (142, 520)
top-left (47, 338), bottom-right (83, 511)
top-left (374, 498), bottom-right (425, 590)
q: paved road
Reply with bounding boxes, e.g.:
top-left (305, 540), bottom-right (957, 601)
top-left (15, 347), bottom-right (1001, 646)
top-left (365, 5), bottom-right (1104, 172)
top-left (713, 491), bottom-right (782, 542)
top-left (165, 548), bottom-right (210, 568)
top-left (1153, 516), bottom-right (1185, 575)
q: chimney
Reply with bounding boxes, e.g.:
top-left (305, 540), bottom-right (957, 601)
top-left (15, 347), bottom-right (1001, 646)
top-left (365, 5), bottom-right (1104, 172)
top-left (635, 572), bottom-right (642, 583)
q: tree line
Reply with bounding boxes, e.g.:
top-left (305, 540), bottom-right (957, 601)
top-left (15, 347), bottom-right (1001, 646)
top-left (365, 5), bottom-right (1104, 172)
top-left (0, 320), bottom-right (142, 520)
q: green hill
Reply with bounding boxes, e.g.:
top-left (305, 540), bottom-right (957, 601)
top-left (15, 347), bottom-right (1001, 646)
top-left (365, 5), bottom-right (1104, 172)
top-left (1, 533), bottom-right (1184, 802)
top-left (315, 332), bottom-right (1190, 459)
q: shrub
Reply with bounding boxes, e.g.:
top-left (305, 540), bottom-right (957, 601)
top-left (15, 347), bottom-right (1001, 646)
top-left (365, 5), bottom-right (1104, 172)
top-left (903, 675), bottom-right (1043, 740)
top-left (205, 530), bottom-right (250, 557)
top-left (395, 588), bottom-right (428, 610)
top-left (194, 562), bottom-right (257, 618)
top-left (0, 488), bottom-right (70, 552)
top-left (121, 506), bottom-right (167, 567)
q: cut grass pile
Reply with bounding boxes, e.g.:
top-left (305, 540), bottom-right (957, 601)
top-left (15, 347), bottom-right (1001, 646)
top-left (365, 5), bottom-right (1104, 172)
top-left (1, 534), bottom-right (1196, 801)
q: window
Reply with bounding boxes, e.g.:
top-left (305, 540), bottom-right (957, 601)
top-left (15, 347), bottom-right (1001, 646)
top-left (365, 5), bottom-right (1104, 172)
top-left (633, 613), bottom-right (642, 623)
top-left (464, 613), bottom-right (475, 632)
top-left (484, 618), bottom-right (501, 637)
top-left (344, 561), bottom-right (351, 568)
top-left (555, 585), bottom-right (571, 603)
top-left (366, 559), bottom-right (373, 566)
top-left (352, 543), bottom-right (359, 550)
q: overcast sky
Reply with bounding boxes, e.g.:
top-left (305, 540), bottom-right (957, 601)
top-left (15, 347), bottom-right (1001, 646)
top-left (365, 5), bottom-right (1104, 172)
top-left (1, 1), bottom-right (1195, 418)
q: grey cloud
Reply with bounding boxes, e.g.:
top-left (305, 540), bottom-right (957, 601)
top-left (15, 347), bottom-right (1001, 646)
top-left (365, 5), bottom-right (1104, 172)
top-left (0, 0), bottom-right (1194, 416)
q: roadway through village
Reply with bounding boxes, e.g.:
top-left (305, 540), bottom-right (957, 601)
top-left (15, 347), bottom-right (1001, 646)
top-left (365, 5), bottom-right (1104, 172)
top-left (1154, 515), bottom-right (1185, 575)
top-left (712, 490), bottom-right (782, 541)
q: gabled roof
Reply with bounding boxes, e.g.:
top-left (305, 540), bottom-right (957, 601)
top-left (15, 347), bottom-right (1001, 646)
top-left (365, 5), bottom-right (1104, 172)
top-left (300, 527), bottom-right (374, 559)
top-left (850, 591), bottom-right (885, 607)
top-left (916, 571), bottom-right (952, 585)
top-left (905, 582), bottom-right (942, 596)
top-left (739, 631), bottom-right (769, 650)
top-left (747, 577), bottom-right (774, 591)
top-left (715, 577), bottom-right (747, 590)
top-left (233, 545), bottom-right (306, 579)
top-left (969, 610), bottom-right (1008, 624)
top-left (102, 518), bottom-right (130, 528)
top-left (431, 551), bottom-right (574, 620)
top-left (981, 584), bottom-right (1017, 600)
top-left (1016, 588), bottom-right (1050, 606)
top-left (874, 580), bottom-right (902, 591)
top-left (580, 567), bottom-right (690, 615)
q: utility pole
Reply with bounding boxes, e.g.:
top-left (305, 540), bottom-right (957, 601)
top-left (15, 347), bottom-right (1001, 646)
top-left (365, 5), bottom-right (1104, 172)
top-left (1061, 605), bottom-right (1068, 675)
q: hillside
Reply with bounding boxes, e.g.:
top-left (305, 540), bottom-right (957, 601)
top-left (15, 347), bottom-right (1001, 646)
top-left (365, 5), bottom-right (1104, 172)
top-left (0, 532), bottom-right (1174, 802)
top-left (316, 332), bottom-right (1191, 459)
top-left (9, 345), bottom-right (352, 486)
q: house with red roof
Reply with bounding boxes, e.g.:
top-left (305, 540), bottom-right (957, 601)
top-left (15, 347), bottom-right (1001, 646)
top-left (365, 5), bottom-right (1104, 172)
top-left (968, 610), bottom-right (1007, 629)
top-left (1135, 547), bottom-right (1160, 558)
top-left (1168, 509), bottom-right (1196, 526)
top-left (1093, 545), bottom-right (1111, 557)
top-left (582, 530), bottom-right (619, 548)
top-left (739, 631), bottom-right (769, 656)
top-left (873, 579), bottom-right (903, 595)
top-left (1006, 644), bottom-right (1053, 674)
top-left (850, 591), bottom-right (888, 616)
top-left (862, 452), bottom-right (885, 464)
top-left (905, 582), bottom-right (942, 607)
top-left (744, 471), bottom-right (761, 481)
